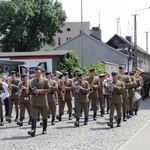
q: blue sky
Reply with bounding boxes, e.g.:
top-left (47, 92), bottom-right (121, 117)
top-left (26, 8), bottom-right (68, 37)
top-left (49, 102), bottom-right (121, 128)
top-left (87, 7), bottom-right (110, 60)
top-left (57, 0), bottom-right (150, 53)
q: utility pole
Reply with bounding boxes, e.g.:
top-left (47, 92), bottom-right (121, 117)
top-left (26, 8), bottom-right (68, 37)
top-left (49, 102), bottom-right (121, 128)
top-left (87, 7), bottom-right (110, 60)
top-left (81, 0), bottom-right (84, 67)
top-left (116, 17), bottom-right (120, 35)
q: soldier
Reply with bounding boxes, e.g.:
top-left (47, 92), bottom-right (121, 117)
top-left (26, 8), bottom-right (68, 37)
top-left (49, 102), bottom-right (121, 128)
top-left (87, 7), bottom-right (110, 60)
top-left (103, 72), bottom-right (111, 114)
top-left (27, 66), bottom-right (50, 137)
top-left (98, 74), bottom-right (105, 117)
top-left (0, 80), bottom-right (5, 126)
top-left (118, 66), bottom-right (134, 121)
top-left (86, 68), bottom-right (99, 120)
top-left (7, 71), bottom-right (20, 123)
top-left (46, 72), bottom-right (58, 125)
top-left (107, 72), bottom-right (125, 128)
top-left (73, 73), bottom-right (89, 127)
top-left (57, 72), bottom-right (73, 121)
top-left (17, 74), bottom-right (32, 126)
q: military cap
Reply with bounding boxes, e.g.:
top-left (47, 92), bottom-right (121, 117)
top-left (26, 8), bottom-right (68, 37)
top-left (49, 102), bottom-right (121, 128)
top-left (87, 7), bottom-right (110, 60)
top-left (124, 71), bottom-right (128, 75)
top-left (42, 69), bottom-right (46, 73)
top-left (129, 71), bottom-right (135, 76)
top-left (103, 72), bottom-right (108, 75)
top-left (45, 72), bottom-right (52, 76)
top-left (21, 74), bottom-right (27, 78)
top-left (63, 72), bottom-right (68, 76)
top-left (90, 68), bottom-right (96, 72)
top-left (77, 73), bottom-right (83, 78)
top-left (35, 66), bottom-right (42, 71)
top-left (99, 74), bottom-right (105, 78)
top-left (118, 66), bottom-right (125, 70)
top-left (75, 70), bottom-right (80, 73)
top-left (10, 71), bottom-right (16, 75)
top-left (111, 71), bottom-right (118, 76)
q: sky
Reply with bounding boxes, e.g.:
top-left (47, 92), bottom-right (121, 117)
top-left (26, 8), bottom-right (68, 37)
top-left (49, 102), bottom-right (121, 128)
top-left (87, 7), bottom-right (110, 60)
top-left (57, 0), bottom-right (150, 54)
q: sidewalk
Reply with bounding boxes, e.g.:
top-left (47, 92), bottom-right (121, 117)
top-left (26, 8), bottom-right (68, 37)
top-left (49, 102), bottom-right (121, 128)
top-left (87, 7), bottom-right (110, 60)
top-left (118, 112), bottom-right (150, 150)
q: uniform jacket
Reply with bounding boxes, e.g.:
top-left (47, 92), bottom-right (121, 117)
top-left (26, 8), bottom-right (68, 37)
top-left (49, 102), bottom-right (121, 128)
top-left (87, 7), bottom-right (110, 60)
top-left (29, 77), bottom-right (50, 107)
top-left (128, 76), bottom-right (136, 97)
top-left (47, 79), bottom-right (58, 103)
top-left (73, 80), bottom-right (89, 103)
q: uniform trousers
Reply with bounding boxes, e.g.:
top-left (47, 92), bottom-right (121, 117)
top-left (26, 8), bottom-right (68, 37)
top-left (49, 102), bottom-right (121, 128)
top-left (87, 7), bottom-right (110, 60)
top-left (110, 103), bottom-right (122, 119)
top-left (0, 99), bottom-right (3, 118)
top-left (3, 97), bottom-right (9, 116)
top-left (9, 98), bottom-right (19, 117)
top-left (20, 100), bottom-right (31, 118)
top-left (48, 101), bottom-right (56, 117)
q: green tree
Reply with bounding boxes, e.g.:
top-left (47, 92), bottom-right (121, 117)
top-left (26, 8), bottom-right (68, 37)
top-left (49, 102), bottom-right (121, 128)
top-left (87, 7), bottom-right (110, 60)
top-left (58, 51), bottom-right (81, 77)
top-left (0, 0), bottom-right (67, 52)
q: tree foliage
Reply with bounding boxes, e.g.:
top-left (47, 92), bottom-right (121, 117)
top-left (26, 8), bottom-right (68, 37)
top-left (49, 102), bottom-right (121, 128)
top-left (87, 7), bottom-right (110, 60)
top-left (58, 51), bottom-right (81, 77)
top-left (0, 0), bottom-right (67, 52)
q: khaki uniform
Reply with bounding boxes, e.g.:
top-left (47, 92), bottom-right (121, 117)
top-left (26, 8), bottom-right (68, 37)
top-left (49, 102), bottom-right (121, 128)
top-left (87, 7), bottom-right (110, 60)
top-left (18, 81), bottom-right (31, 119)
top-left (9, 78), bottom-right (20, 120)
top-left (86, 76), bottom-right (99, 119)
top-left (109, 80), bottom-right (125, 126)
top-left (57, 78), bottom-right (73, 120)
top-left (47, 79), bottom-right (58, 118)
top-left (29, 77), bottom-right (50, 119)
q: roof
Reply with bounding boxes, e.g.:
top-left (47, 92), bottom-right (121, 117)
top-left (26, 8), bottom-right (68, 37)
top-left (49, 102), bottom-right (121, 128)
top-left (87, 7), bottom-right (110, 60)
top-left (0, 60), bottom-right (25, 66)
top-left (0, 50), bottom-right (73, 58)
top-left (55, 32), bottom-right (128, 57)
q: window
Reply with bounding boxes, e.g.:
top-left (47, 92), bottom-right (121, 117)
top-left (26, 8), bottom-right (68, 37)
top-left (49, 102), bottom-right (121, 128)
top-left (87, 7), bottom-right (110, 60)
top-left (58, 37), bottom-right (61, 45)
top-left (67, 28), bottom-right (71, 31)
top-left (66, 37), bottom-right (71, 41)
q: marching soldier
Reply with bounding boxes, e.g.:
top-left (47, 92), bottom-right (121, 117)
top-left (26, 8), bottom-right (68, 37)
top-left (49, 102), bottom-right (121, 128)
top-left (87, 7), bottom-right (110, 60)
top-left (98, 74), bottom-right (105, 117)
top-left (73, 73), bottom-right (89, 127)
top-left (27, 66), bottom-right (51, 137)
top-left (86, 68), bottom-right (99, 120)
top-left (57, 72), bottom-right (73, 121)
top-left (107, 72), bottom-right (125, 128)
top-left (17, 74), bottom-right (32, 126)
top-left (8, 71), bottom-right (20, 123)
top-left (46, 72), bottom-right (58, 125)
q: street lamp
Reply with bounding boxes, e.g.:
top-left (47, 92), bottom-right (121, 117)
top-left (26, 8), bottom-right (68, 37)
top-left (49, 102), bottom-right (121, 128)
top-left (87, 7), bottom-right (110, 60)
top-left (132, 7), bottom-right (150, 71)
top-left (81, 0), bottom-right (84, 67)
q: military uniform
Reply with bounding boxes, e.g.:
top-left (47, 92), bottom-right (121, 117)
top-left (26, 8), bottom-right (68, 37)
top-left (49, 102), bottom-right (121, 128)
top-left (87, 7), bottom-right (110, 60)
top-left (28, 66), bottom-right (50, 137)
top-left (57, 72), bottom-right (73, 121)
top-left (17, 74), bottom-right (31, 126)
top-left (46, 72), bottom-right (58, 125)
top-left (8, 71), bottom-right (20, 122)
top-left (74, 73), bottom-right (89, 127)
top-left (107, 72), bottom-right (125, 128)
top-left (86, 73), bottom-right (99, 120)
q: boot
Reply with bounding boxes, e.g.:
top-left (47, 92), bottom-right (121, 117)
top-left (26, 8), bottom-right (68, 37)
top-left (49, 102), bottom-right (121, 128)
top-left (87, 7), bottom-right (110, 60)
top-left (135, 109), bottom-right (138, 115)
top-left (123, 113), bottom-right (127, 121)
top-left (117, 119), bottom-right (121, 127)
top-left (7, 116), bottom-right (11, 123)
top-left (84, 117), bottom-right (88, 125)
top-left (51, 117), bottom-right (55, 125)
top-left (126, 110), bottom-right (129, 118)
top-left (17, 117), bottom-right (24, 126)
top-left (56, 113), bottom-right (62, 121)
top-left (107, 108), bottom-right (109, 114)
top-left (107, 118), bottom-right (113, 128)
top-left (0, 118), bottom-right (4, 126)
top-left (101, 110), bottom-right (104, 117)
top-left (129, 111), bottom-right (132, 118)
top-left (74, 117), bottom-right (79, 127)
top-left (15, 114), bottom-right (18, 122)
top-left (42, 119), bottom-right (47, 134)
top-left (69, 113), bottom-right (72, 120)
top-left (28, 119), bottom-right (36, 137)
top-left (28, 116), bottom-right (32, 125)
top-left (93, 113), bottom-right (97, 121)
top-left (37, 113), bottom-right (40, 121)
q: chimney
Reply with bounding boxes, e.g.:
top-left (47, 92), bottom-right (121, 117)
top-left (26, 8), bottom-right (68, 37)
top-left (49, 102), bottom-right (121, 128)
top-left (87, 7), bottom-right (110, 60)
top-left (126, 36), bottom-right (132, 42)
top-left (90, 27), bottom-right (102, 41)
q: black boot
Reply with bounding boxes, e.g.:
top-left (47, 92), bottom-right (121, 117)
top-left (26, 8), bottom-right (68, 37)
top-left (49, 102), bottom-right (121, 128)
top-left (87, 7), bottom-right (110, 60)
top-left (107, 108), bottom-right (109, 114)
top-left (51, 117), bottom-right (55, 125)
top-left (107, 118), bottom-right (113, 128)
top-left (129, 111), bottom-right (132, 118)
top-left (117, 119), bottom-right (121, 127)
top-left (0, 118), bottom-right (4, 126)
top-left (69, 113), bottom-right (72, 120)
top-left (84, 117), bottom-right (88, 125)
top-left (28, 119), bottom-right (36, 137)
top-left (56, 113), bottom-right (62, 121)
top-left (74, 117), bottom-right (79, 127)
top-left (42, 119), bottom-right (47, 134)
top-left (37, 113), bottom-right (40, 121)
top-left (123, 113), bottom-right (127, 121)
top-left (28, 116), bottom-right (32, 125)
top-left (17, 117), bottom-right (24, 126)
top-left (135, 109), bottom-right (138, 115)
top-left (101, 110), bottom-right (104, 117)
top-left (15, 114), bottom-right (18, 122)
top-left (93, 113), bottom-right (97, 121)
